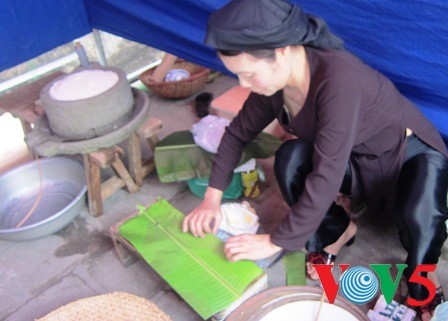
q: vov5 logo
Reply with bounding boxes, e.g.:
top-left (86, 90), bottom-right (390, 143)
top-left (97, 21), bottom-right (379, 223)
top-left (313, 264), bottom-right (437, 306)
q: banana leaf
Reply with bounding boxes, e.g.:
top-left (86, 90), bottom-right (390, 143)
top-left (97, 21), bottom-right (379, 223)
top-left (154, 130), bottom-right (281, 182)
top-left (119, 198), bottom-right (265, 319)
top-left (284, 251), bottom-right (306, 286)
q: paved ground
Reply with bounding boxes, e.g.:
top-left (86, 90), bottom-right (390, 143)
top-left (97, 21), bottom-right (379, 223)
top-left (1, 74), bottom-right (447, 321)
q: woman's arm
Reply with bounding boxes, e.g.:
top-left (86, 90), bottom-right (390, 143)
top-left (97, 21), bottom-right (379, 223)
top-left (224, 234), bottom-right (282, 261)
top-left (183, 92), bottom-right (278, 237)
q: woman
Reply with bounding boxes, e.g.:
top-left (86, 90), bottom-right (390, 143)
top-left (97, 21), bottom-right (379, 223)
top-left (182, 0), bottom-right (448, 318)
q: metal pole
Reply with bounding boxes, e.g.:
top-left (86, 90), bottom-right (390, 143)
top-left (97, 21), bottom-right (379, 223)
top-left (93, 29), bottom-right (108, 66)
top-left (0, 53), bottom-right (78, 94)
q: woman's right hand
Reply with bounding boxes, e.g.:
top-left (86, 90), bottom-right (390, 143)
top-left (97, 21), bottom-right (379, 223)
top-left (182, 187), bottom-right (223, 238)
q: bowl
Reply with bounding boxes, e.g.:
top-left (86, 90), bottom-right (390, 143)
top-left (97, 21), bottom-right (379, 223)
top-left (139, 59), bottom-right (210, 99)
top-left (0, 157), bottom-right (87, 241)
top-left (164, 69), bottom-right (190, 82)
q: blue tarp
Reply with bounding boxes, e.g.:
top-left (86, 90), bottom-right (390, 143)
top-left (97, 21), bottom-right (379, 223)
top-left (1, 0), bottom-right (447, 142)
top-left (0, 0), bottom-right (91, 70)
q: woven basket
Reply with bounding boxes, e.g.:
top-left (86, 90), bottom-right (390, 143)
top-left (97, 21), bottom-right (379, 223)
top-left (35, 292), bottom-right (173, 321)
top-left (140, 60), bottom-right (210, 99)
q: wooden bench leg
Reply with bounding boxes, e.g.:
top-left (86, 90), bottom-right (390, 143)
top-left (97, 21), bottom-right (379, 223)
top-left (137, 117), bottom-right (163, 178)
top-left (109, 207), bottom-right (149, 267)
top-left (147, 132), bottom-right (160, 150)
top-left (110, 227), bottom-right (139, 267)
top-left (84, 154), bottom-right (103, 217)
top-left (143, 132), bottom-right (160, 176)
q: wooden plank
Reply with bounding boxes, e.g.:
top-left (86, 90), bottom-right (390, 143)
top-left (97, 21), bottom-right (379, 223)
top-left (146, 133), bottom-right (160, 150)
top-left (84, 154), bottom-right (103, 217)
top-left (89, 147), bottom-right (118, 168)
top-left (136, 117), bottom-right (162, 179)
top-left (101, 175), bottom-right (125, 200)
top-left (126, 132), bottom-right (143, 186)
top-left (111, 157), bottom-right (139, 194)
top-left (137, 117), bottom-right (163, 138)
top-left (0, 71), bottom-right (65, 113)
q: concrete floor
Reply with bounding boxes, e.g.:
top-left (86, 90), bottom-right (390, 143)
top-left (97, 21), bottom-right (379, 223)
top-left (1, 74), bottom-right (447, 321)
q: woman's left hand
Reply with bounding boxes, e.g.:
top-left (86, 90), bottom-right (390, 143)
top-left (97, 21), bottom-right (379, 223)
top-left (224, 234), bottom-right (282, 262)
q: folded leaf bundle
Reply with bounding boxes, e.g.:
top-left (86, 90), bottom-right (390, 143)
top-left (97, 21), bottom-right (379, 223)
top-left (119, 197), bottom-right (265, 319)
top-left (284, 251), bottom-right (306, 286)
top-left (154, 130), bottom-right (281, 182)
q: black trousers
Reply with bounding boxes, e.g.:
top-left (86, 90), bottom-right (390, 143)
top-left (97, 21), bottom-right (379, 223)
top-left (274, 136), bottom-right (448, 300)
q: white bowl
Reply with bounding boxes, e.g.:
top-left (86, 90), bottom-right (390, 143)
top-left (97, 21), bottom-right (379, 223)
top-left (164, 69), bottom-right (190, 82)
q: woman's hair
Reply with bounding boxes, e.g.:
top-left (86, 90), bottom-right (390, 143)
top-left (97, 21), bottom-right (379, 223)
top-left (218, 49), bottom-right (276, 60)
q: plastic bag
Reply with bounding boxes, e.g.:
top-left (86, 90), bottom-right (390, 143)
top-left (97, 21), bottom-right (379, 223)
top-left (219, 201), bottom-right (259, 236)
top-left (369, 295), bottom-right (416, 321)
top-left (432, 301), bottom-right (448, 321)
top-left (191, 115), bottom-right (230, 154)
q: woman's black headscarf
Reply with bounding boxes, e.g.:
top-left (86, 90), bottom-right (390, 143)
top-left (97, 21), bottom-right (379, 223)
top-left (205, 0), bottom-right (344, 51)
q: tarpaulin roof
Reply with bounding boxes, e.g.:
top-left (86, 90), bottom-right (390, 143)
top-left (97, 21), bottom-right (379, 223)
top-left (1, 0), bottom-right (447, 142)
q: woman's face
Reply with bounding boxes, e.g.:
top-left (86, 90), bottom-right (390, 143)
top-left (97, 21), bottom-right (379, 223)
top-left (219, 49), bottom-right (291, 96)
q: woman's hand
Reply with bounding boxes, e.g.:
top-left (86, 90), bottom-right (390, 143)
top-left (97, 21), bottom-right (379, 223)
top-left (182, 187), bottom-right (223, 238)
top-left (224, 234), bottom-right (282, 262)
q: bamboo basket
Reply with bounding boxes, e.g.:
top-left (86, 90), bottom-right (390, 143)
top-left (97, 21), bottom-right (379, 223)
top-left (35, 292), bottom-right (173, 321)
top-left (140, 60), bottom-right (210, 99)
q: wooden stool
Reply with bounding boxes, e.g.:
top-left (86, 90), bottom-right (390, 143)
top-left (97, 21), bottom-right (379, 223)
top-left (84, 117), bottom-right (163, 217)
